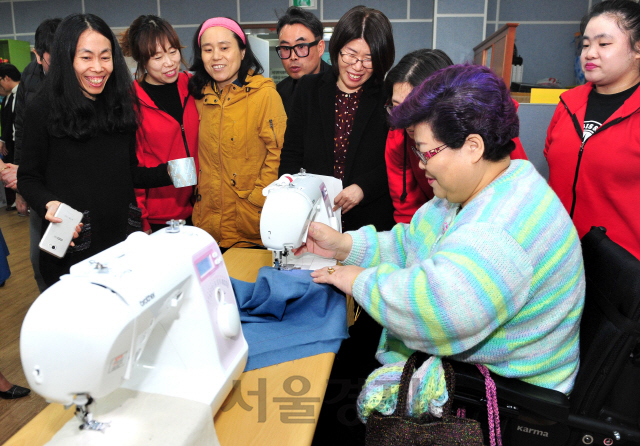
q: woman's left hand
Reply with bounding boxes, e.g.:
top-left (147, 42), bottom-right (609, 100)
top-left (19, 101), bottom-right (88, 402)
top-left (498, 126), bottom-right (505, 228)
top-left (45, 201), bottom-right (83, 247)
top-left (45, 201), bottom-right (63, 223)
top-left (333, 184), bottom-right (364, 214)
top-left (311, 265), bottom-right (365, 295)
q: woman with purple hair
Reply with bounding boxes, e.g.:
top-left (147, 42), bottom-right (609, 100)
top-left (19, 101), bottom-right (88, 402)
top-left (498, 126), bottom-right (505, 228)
top-left (299, 64), bottom-right (585, 441)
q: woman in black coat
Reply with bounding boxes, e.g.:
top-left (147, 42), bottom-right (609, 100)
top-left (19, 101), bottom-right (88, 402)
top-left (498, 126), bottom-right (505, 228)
top-left (278, 6), bottom-right (396, 444)
top-left (18, 14), bottom-right (172, 287)
top-left (278, 6), bottom-right (395, 232)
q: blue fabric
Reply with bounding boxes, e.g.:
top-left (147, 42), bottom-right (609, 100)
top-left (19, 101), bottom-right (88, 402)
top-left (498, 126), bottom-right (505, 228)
top-left (0, 226), bottom-right (10, 284)
top-left (231, 266), bottom-right (349, 371)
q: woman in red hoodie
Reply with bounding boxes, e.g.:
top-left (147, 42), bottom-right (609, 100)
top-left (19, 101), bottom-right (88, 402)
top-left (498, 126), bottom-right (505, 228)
top-left (385, 50), bottom-right (528, 223)
top-left (545, 0), bottom-right (640, 259)
top-left (121, 15), bottom-right (199, 233)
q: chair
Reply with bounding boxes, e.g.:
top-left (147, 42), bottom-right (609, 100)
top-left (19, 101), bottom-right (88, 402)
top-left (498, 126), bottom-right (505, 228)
top-left (452, 226), bottom-right (640, 445)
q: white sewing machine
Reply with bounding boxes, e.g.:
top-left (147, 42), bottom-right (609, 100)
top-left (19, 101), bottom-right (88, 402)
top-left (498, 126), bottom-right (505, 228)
top-left (20, 222), bottom-right (247, 445)
top-left (261, 171), bottom-right (342, 270)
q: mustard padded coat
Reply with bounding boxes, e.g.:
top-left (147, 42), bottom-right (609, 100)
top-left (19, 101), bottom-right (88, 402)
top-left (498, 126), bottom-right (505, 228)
top-left (194, 73), bottom-right (287, 248)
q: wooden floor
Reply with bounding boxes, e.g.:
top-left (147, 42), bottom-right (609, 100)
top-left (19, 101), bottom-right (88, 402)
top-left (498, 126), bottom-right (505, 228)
top-left (0, 209), bottom-right (46, 445)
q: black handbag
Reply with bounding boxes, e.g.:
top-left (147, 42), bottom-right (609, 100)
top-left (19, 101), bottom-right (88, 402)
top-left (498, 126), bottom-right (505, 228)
top-left (365, 352), bottom-right (496, 446)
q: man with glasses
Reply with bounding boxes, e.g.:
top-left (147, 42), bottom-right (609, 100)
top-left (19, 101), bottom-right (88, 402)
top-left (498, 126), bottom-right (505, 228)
top-left (275, 7), bottom-right (330, 115)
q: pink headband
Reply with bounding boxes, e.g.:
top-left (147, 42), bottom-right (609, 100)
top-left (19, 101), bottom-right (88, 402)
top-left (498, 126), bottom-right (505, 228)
top-left (198, 17), bottom-right (246, 46)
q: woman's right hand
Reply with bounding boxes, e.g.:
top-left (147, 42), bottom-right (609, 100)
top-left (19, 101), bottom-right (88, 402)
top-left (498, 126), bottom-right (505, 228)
top-left (292, 222), bottom-right (352, 262)
top-left (45, 201), bottom-right (83, 246)
top-left (332, 184), bottom-right (364, 214)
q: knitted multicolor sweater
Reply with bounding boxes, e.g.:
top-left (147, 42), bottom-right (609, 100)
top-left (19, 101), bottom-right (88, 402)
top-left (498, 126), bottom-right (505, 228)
top-left (344, 160), bottom-right (585, 394)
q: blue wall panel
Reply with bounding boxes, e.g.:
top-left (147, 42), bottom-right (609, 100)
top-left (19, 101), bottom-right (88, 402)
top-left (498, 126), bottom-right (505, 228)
top-left (410, 0), bottom-right (434, 20)
top-left (0, 3), bottom-right (14, 35)
top-left (515, 23), bottom-right (580, 87)
top-left (487, 0), bottom-right (497, 22)
top-left (18, 35), bottom-right (37, 48)
top-left (486, 24), bottom-right (496, 39)
top-left (499, 0), bottom-right (587, 22)
top-left (393, 22), bottom-right (433, 64)
top-left (161, 0), bottom-right (238, 24)
top-left (241, 0), bottom-right (288, 23)
top-left (438, 0), bottom-right (485, 15)
top-left (13, 0), bottom-right (82, 34)
top-left (323, 0), bottom-right (407, 21)
top-left (3, 0), bottom-right (592, 96)
top-left (85, 0), bottom-right (157, 28)
top-left (436, 16), bottom-right (483, 64)
top-left (175, 26), bottom-right (199, 67)
top-left (518, 103), bottom-right (557, 180)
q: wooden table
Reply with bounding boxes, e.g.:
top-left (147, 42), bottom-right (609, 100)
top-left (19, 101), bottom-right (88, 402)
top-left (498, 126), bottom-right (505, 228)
top-left (4, 248), bottom-right (334, 446)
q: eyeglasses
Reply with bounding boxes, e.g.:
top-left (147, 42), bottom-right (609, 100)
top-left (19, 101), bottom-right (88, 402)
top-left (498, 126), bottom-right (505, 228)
top-left (339, 52), bottom-right (373, 69)
top-left (411, 144), bottom-right (448, 164)
top-left (276, 40), bottom-right (321, 59)
top-left (384, 102), bottom-right (394, 115)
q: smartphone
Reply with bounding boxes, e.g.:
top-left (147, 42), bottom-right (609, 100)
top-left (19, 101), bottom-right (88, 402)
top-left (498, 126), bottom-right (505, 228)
top-left (39, 203), bottom-right (84, 259)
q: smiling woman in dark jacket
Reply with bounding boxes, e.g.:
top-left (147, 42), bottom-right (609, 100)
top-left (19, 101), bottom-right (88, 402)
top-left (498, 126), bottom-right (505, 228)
top-left (278, 6), bottom-right (395, 232)
top-left (18, 13), bottom-right (172, 287)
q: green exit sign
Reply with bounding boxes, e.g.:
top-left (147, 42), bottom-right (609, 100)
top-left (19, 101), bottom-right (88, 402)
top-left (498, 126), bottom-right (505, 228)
top-left (293, 0), bottom-right (316, 8)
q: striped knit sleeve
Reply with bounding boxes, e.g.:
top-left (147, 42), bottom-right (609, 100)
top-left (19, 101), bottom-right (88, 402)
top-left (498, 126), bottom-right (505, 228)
top-left (344, 223), bottom-right (410, 268)
top-left (350, 223), bottom-right (534, 356)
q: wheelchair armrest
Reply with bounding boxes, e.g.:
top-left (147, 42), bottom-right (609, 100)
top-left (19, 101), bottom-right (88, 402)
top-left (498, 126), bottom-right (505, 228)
top-left (451, 361), bottom-right (570, 422)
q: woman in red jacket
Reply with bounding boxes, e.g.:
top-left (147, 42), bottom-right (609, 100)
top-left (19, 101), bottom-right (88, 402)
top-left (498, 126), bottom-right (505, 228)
top-left (121, 15), bottom-right (199, 233)
top-left (385, 50), bottom-right (528, 223)
top-left (545, 0), bottom-right (640, 259)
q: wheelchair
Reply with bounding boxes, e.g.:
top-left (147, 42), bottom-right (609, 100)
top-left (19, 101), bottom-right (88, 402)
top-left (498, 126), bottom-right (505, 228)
top-left (452, 226), bottom-right (640, 446)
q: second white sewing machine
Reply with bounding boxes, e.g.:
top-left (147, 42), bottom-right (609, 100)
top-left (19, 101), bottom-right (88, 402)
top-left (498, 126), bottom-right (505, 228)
top-left (20, 223), bottom-right (247, 446)
top-left (260, 171), bottom-right (342, 270)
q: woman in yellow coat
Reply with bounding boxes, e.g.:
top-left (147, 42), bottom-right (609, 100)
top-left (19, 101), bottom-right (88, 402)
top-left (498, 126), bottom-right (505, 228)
top-left (188, 17), bottom-right (286, 249)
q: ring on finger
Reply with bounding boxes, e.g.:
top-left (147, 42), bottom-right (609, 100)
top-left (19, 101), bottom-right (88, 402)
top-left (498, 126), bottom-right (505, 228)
top-left (327, 267), bottom-right (335, 275)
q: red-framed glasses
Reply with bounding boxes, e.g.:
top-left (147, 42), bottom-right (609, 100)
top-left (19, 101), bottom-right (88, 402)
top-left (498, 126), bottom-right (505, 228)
top-left (411, 144), bottom-right (448, 164)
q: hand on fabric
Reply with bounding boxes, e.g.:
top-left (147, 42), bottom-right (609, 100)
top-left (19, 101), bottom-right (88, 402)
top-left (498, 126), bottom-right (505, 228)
top-left (45, 201), bottom-right (83, 247)
top-left (0, 141), bottom-right (7, 157)
top-left (311, 265), bottom-right (365, 295)
top-left (333, 184), bottom-right (364, 214)
top-left (292, 222), bottom-right (353, 261)
top-left (16, 194), bottom-right (28, 215)
top-left (1, 163), bottom-right (18, 189)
